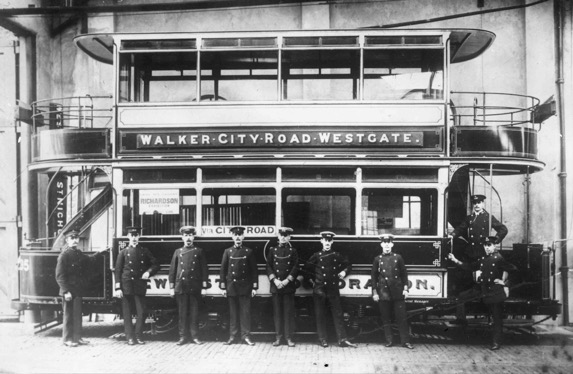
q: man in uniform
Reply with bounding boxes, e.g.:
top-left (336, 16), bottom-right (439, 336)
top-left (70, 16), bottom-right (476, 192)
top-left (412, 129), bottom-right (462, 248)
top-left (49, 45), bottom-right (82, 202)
top-left (55, 229), bottom-right (108, 347)
top-left (169, 226), bottom-right (208, 345)
top-left (304, 231), bottom-right (357, 348)
top-left (371, 234), bottom-right (413, 349)
top-left (448, 236), bottom-right (516, 350)
top-left (114, 226), bottom-right (159, 345)
top-left (450, 194), bottom-right (508, 261)
top-left (449, 194), bottom-right (508, 323)
top-left (266, 227), bottom-right (298, 347)
top-left (220, 226), bottom-right (258, 346)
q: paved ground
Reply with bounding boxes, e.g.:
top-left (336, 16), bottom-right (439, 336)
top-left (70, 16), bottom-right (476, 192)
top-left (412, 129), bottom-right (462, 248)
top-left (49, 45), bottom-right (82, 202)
top-left (0, 317), bottom-right (572, 374)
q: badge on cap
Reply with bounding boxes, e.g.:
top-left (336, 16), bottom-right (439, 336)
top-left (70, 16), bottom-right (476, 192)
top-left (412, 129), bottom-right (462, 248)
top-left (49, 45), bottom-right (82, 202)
top-left (64, 229), bottom-right (80, 238)
top-left (125, 226), bottom-right (142, 235)
top-left (229, 226), bottom-right (246, 235)
top-left (179, 226), bottom-right (196, 235)
top-left (379, 233), bottom-right (394, 242)
top-left (482, 236), bottom-right (498, 245)
top-left (278, 227), bottom-right (293, 236)
top-left (320, 231), bottom-right (336, 240)
top-left (470, 194), bottom-right (486, 204)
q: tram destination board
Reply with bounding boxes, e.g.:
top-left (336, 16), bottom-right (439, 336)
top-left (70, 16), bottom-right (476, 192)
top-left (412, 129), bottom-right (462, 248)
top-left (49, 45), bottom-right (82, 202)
top-left (119, 126), bottom-right (443, 154)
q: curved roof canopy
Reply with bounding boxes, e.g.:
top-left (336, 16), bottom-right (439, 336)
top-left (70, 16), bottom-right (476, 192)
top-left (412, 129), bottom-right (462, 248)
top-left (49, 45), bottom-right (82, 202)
top-left (75, 29), bottom-right (495, 65)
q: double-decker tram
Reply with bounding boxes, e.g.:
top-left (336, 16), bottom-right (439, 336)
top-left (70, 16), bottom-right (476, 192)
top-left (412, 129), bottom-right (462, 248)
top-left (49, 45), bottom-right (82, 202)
top-left (14, 28), bottom-right (561, 333)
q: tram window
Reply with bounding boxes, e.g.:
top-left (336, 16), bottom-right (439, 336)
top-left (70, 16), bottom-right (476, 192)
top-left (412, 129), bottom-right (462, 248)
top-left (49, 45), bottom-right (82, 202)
top-left (202, 168), bottom-right (275, 182)
top-left (363, 49), bottom-right (444, 101)
top-left (122, 189), bottom-right (196, 236)
top-left (282, 188), bottom-right (355, 235)
top-left (361, 189), bottom-right (437, 235)
top-left (201, 188), bottom-right (275, 226)
top-left (281, 49), bottom-right (360, 101)
top-left (123, 169), bottom-right (196, 183)
top-left (282, 168), bottom-right (356, 182)
top-left (200, 50), bottom-right (278, 101)
top-left (362, 168), bottom-right (439, 182)
top-left (119, 52), bottom-right (197, 103)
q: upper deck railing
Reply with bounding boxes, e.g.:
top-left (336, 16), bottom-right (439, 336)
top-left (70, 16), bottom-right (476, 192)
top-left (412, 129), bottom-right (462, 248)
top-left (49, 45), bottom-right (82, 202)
top-left (31, 95), bottom-right (113, 131)
top-left (450, 91), bottom-right (540, 127)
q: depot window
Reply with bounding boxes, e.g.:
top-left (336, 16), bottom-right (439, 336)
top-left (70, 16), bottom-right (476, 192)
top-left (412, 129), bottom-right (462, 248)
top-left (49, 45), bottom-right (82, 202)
top-left (282, 188), bottom-right (355, 235)
top-left (201, 188), bottom-right (276, 226)
top-left (361, 188), bottom-right (437, 235)
top-left (122, 189), bottom-right (196, 236)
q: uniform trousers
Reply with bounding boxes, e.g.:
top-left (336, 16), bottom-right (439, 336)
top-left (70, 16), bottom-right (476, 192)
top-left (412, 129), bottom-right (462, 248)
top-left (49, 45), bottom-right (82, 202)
top-left (62, 296), bottom-right (83, 343)
top-left (176, 293), bottom-right (201, 339)
top-left (228, 295), bottom-right (251, 340)
top-left (122, 295), bottom-right (146, 339)
top-left (488, 301), bottom-right (504, 344)
top-left (378, 299), bottom-right (410, 344)
top-left (313, 289), bottom-right (347, 342)
top-left (272, 293), bottom-right (295, 340)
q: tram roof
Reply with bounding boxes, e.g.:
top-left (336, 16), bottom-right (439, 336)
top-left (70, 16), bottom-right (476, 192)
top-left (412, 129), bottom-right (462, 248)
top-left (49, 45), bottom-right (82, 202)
top-left (75, 28), bottom-right (494, 65)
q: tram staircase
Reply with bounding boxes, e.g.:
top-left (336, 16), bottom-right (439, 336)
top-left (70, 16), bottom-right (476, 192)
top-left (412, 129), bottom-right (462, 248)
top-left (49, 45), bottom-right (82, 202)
top-left (50, 184), bottom-right (113, 251)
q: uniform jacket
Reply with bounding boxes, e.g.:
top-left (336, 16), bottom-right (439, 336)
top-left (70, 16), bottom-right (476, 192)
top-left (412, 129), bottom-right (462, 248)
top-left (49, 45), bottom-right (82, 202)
top-left (459, 251), bottom-right (517, 303)
top-left (452, 210), bottom-right (508, 259)
top-left (371, 252), bottom-right (408, 301)
top-left (304, 250), bottom-right (351, 294)
top-left (220, 244), bottom-right (258, 297)
top-left (55, 247), bottom-right (104, 297)
top-left (266, 243), bottom-right (299, 294)
top-left (169, 245), bottom-right (208, 294)
top-left (114, 245), bottom-right (159, 295)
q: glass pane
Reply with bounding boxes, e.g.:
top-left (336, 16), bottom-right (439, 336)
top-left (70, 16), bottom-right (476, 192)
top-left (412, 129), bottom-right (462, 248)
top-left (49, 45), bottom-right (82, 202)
top-left (202, 168), bottom-right (275, 182)
top-left (282, 168), bottom-right (356, 182)
top-left (283, 188), bottom-right (355, 235)
top-left (123, 169), bottom-right (196, 183)
top-left (282, 49), bottom-right (360, 101)
top-left (122, 189), bottom-right (196, 236)
top-left (121, 39), bottom-right (197, 50)
top-left (362, 168), bottom-right (438, 182)
top-left (200, 50), bottom-right (278, 101)
top-left (119, 52), bottom-right (197, 103)
top-left (201, 188), bottom-right (276, 226)
top-left (361, 188), bottom-right (437, 235)
top-left (363, 49), bottom-right (444, 101)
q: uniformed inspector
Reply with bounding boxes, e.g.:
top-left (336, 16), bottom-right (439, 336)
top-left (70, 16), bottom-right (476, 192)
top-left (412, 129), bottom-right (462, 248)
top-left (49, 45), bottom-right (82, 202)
top-left (220, 226), bottom-right (258, 346)
top-left (448, 194), bottom-right (508, 324)
top-left (266, 227), bottom-right (299, 347)
top-left (55, 229), bottom-right (108, 347)
top-left (305, 231), bottom-right (357, 348)
top-left (169, 226), bottom-right (208, 345)
top-left (449, 194), bottom-right (508, 261)
top-left (371, 234), bottom-right (413, 349)
top-left (114, 226), bottom-right (159, 345)
top-left (448, 236), bottom-right (517, 350)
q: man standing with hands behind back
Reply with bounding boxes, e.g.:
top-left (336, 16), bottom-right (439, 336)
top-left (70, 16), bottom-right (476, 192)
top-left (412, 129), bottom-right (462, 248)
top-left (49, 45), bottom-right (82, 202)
top-left (266, 227), bottom-right (299, 347)
top-left (371, 234), bottom-right (413, 349)
top-left (220, 226), bottom-right (258, 346)
top-left (114, 226), bottom-right (159, 345)
top-left (169, 226), bottom-right (208, 345)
